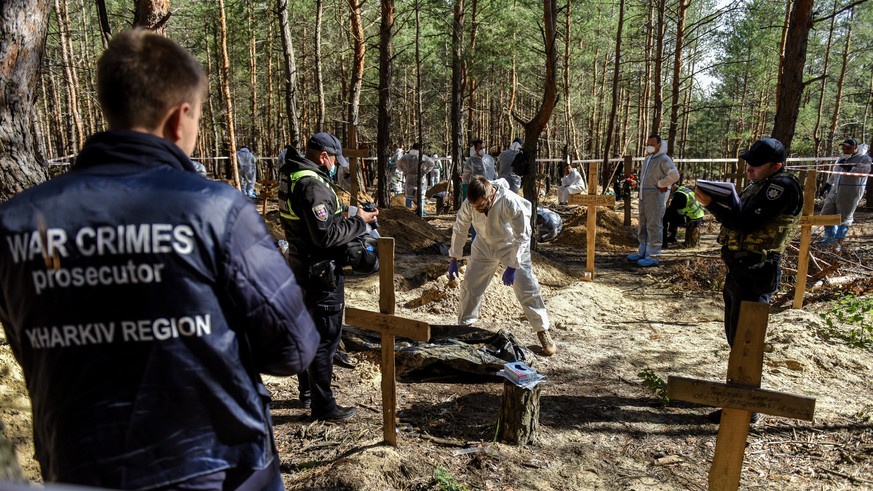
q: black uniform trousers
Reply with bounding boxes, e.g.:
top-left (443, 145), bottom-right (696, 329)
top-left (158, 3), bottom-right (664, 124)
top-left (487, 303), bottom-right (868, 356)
top-left (662, 208), bottom-right (692, 244)
top-left (297, 273), bottom-right (345, 415)
top-left (721, 250), bottom-right (782, 347)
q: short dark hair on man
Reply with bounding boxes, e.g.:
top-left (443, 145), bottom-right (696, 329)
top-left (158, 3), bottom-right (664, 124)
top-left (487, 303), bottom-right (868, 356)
top-left (648, 134), bottom-right (662, 143)
top-left (412, 142), bottom-right (421, 151)
top-left (470, 139), bottom-right (484, 148)
top-left (97, 29), bottom-right (206, 130)
top-left (467, 176), bottom-right (492, 203)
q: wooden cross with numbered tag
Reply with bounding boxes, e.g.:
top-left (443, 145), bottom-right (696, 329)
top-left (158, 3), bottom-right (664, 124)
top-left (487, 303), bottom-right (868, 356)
top-left (792, 170), bottom-right (840, 309)
top-left (568, 162), bottom-right (615, 280)
top-left (344, 237), bottom-right (430, 445)
top-left (344, 124), bottom-right (370, 207)
top-left (667, 301), bottom-right (816, 491)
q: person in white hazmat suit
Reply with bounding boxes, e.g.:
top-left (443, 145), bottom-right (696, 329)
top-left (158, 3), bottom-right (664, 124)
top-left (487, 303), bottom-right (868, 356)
top-left (537, 207), bottom-right (563, 242)
top-left (236, 146), bottom-right (258, 198)
top-left (627, 135), bottom-right (679, 267)
top-left (461, 139), bottom-right (497, 200)
top-left (396, 143), bottom-right (436, 211)
top-left (447, 176), bottom-right (556, 356)
top-left (557, 162), bottom-right (586, 204)
top-left (820, 139), bottom-right (871, 246)
top-left (497, 138), bottom-right (523, 193)
top-left (428, 154), bottom-right (442, 187)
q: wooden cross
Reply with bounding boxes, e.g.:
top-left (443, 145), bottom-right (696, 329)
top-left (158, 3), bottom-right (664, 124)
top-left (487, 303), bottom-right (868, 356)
top-left (792, 170), bottom-right (840, 309)
top-left (568, 162), bottom-right (615, 281)
top-left (343, 237), bottom-right (430, 445)
top-left (344, 123), bottom-right (370, 207)
top-left (722, 158), bottom-right (746, 190)
top-left (667, 301), bottom-right (816, 491)
top-left (256, 179), bottom-right (278, 218)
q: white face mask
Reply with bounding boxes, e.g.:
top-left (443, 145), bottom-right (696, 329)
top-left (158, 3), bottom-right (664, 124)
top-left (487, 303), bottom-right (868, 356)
top-left (843, 152), bottom-right (853, 157)
top-left (645, 145), bottom-right (656, 155)
top-left (478, 148), bottom-right (486, 157)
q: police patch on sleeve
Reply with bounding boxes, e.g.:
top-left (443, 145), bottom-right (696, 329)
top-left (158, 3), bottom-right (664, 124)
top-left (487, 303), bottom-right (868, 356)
top-left (766, 184), bottom-right (784, 200)
top-left (312, 204), bottom-right (329, 221)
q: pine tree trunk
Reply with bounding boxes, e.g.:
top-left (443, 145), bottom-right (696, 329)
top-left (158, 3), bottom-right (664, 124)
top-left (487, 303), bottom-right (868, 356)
top-left (465, 0), bottom-right (479, 142)
top-left (812, 0), bottom-right (838, 157)
top-left (666, 0), bottom-right (689, 158)
top-left (826, 9), bottom-right (853, 151)
top-left (315, 0), bottom-right (325, 132)
top-left (650, 0), bottom-right (665, 135)
top-left (774, 0), bottom-right (793, 118)
top-left (217, 0), bottom-right (240, 190)
top-left (376, 0), bottom-right (395, 208)
top-left (133, 0), bottom-right (170, 33)
top-left (0, 0), bottom-right (51, 201)
top-left (602, 0), bottom-right (625, 193)
top-left (519, 0), bottom-right (558, 250)
top-left (450, 0), bottom-right (465, 209)
top-left (277, 0), bottom-right (301, 147)
top-left (772, 0), bottom-right (813, 152)
top-left (54, 0), bottom-right (84, 152)
top-left (248, 2), bottom-right (259, 154)
top-left (347, 0), bottom-right (365, 128)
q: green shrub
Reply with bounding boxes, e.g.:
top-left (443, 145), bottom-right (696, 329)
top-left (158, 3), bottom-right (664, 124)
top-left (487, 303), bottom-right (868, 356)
top-left (819, 294), bottom-right (873, 351)
top-left (638, 368), bottom-right (669, 406)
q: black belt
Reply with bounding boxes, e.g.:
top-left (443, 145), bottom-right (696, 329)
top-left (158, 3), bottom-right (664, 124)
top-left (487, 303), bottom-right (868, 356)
top-left (722, 249), bottom-right (781, 265)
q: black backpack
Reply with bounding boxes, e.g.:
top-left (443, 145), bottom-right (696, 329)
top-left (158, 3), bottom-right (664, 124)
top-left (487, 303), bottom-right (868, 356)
top-left (512, 150), bottom-right (529, 176)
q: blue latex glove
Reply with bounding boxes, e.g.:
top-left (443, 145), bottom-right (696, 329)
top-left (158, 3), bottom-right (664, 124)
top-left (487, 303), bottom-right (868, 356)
top-left (502, 267), bottom-right (516, 286)
top-left (448, 259), bottom-right (459, 281)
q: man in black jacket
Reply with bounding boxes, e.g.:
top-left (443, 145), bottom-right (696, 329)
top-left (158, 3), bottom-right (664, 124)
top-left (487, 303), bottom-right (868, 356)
top-left (0, 30), bottom-right (318, 490)
top-left (278, 132), bottom-right (379, 422)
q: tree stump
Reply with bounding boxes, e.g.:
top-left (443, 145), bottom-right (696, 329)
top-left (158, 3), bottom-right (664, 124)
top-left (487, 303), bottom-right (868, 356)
top-left (497, 380), bottom-right (541, 445)
top-left (685, 219), bottom-right (702, 247)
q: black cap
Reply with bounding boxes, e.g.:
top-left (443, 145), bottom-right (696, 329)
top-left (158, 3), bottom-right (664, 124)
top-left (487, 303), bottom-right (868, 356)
top-left (841, 138), bottom-right (858, 147)
top-left (307, 132), bottom-right (348, 168)
top-left (740, 138), bottom-right (786, 167)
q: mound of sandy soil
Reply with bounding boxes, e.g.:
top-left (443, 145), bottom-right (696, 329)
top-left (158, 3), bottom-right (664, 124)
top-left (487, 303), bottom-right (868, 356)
top-left (553, 206), bottom-right (638, 251)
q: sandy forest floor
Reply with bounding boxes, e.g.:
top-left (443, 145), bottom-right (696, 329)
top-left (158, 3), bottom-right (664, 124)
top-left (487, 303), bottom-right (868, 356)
top-left (2, 187), bottom-right (873, 490)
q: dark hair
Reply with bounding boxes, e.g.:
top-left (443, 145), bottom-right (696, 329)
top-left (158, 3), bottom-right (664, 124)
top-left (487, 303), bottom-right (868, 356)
top-left (97, 29), bottom-right (206, 130)
top-left (467, 176), bottom-right (492, 203)
top-left (648, 134), bottom-right (662, 144)
top-left (412, 142), bottom-right (421, 151)
top-left (470, 139), bottom-right (484, 148)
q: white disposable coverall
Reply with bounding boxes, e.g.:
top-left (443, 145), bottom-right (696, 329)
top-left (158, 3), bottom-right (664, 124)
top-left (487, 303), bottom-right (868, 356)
top-left (449, 179), bottom-right (550, 332)
top-left (236, 147), bottom-right (258, 197)
top-left (396, 150), bottom-right (436, 203)
top-left (558, 167), bottom-right (586, 204)
top-left (822, 146), bottom-right (871, 226)
top-left (497, 143), bottom-right (523, 193)
top-left (462, 148), bottom-right (498, 183)
top-left (636, 141), bottom-right (679, 257)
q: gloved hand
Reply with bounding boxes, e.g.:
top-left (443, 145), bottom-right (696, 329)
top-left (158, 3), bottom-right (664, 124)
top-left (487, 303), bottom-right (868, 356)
top-left (502, 267), bottom-right (516, 286)
top-left (448, 259), bottom-right (459, 281)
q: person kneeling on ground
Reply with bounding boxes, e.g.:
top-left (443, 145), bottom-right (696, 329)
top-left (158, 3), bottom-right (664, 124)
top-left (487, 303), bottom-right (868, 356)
top-left (447, 177), bottom-right (556, 356)
top-left (537, 207), bottom-right (563, 242)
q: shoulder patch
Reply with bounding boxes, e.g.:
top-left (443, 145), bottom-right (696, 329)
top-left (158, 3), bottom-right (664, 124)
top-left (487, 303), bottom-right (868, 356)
top-left (766, 184), bottom-right (784, 201)
top-left (312, 204), bottom-right (329, 221)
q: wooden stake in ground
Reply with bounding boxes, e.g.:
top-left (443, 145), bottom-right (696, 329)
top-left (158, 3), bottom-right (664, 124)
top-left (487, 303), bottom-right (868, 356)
top-left (792, 170), bottom-right (839, 309)
top-left (667, 301), bottom-right (816, 491)
top-left (344, 237), bottom-right (430, 446)
top-left (344, 123), bottom-right (370, 207)
top-left (568, 162), bottom-right (615, 281)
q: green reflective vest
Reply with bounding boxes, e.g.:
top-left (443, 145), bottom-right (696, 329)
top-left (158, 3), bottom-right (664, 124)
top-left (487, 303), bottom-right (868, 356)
top-left (278, 169), bottom-right (342, 221)
top-left (676, 186), bottom-right (705, 219)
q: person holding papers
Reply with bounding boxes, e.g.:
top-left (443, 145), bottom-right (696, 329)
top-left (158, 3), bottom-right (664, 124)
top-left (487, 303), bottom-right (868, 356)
top-left (694, 138), bottom-right (802, 349)
top-left (626, 135), bottom-right (679, 266)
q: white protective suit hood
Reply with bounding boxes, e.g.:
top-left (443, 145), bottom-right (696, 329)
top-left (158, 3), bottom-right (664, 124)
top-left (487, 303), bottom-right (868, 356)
top-left (510, 141), bottom-right (523, 152)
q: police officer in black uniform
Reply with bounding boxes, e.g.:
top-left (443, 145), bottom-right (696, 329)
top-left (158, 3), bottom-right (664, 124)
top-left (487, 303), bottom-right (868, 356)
top-left (696, 138), bottom-right (802, 347)
top-left (278, 132), bottom-right (379, 422)
top-left (695, 137), bottom-right (802, 424)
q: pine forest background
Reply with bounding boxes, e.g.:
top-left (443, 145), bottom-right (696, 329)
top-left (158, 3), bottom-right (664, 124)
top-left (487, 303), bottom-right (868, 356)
top-left (34, 0), bottom-right (873, 168)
